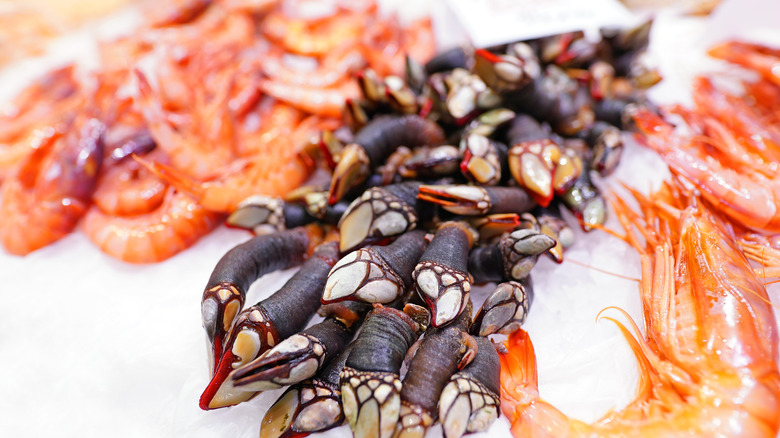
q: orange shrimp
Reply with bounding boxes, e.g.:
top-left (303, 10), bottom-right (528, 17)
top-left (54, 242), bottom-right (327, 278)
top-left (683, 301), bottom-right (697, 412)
top-left (741, 77), bottom-right (780, 124)
top-left (261, 45), bottom-right (366, 88)
top-left (691, 77), bottom-right (780, 162)
top-left (146, 0), bottom-right (213, 27)
top-left (135, 70), bottom-right (237, 180)
top-left (262, 4), bottom-right (369, 56)
top-left (402, 17), bottom-right (437, 67)
top-left (0, 65), bottom-right (82, 143)
top-left (633, 107), bottom-right (780, 233)
top-left (92, 150), bottom-right (170, 216)
top-left (134, 103), bottom-right (321, 213)
top-left (218, 0), bottom-right (277, 14)
top-left (500, 183), bottom-right (780, 437)
top-left (81, 187), bottom-right (221, 263)
top-left (258, 78), bottom-right (359, 118)
top-left (708, 40), bottom-right (780, 87)
top-left (0, 137), bottom-right (36, 181)
top-left (0, 117), bottom-right (104, 255)
top-left (233, 100), bottom-right (301, 156)
top-left (359, 12), bottom-right (404, 77)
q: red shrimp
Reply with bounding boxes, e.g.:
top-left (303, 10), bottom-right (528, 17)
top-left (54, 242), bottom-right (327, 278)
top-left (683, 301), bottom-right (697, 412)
top-left (500, 184), bottom-right (780, 437)
top-left (0, 117), bottom-right (104, 255)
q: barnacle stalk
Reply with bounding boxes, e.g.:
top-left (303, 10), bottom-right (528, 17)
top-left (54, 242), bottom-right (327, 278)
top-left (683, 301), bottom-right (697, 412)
top-left (323, 230), bottom-right (429, 304)
top-left (412, 221), bottom-right (475, 327)
top-left (340, 305), bottom-right (428, 438)
top-left (338, 182), bottom-right (422, 253)
top-left (439, 337), bottom-right (501, 438)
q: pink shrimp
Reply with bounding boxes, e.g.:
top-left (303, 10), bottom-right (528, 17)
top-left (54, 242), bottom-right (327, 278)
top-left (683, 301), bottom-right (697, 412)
top-left (691, 77), bottom-right (780, 162)
top-left (261, 4), bottom-right (370, 57)
top-left (0, 117), bottom-right (104, 255)
top-left (82, 187), bottom-right (221, 263)
top-left (0, 65), bottom-right (82, 143)
top-left (146, 0), bottom-right (213, 27)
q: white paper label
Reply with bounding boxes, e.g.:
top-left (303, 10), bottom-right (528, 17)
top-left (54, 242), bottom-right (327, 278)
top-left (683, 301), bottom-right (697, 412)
top-left (446, 0), bottom-right (637, 48)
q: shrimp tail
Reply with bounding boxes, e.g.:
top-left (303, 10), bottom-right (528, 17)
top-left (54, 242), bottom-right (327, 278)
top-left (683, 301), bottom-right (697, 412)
top-left (500, 329), bottom-right (538, 407)
top-left (500, 330), bottom-right (577, 438)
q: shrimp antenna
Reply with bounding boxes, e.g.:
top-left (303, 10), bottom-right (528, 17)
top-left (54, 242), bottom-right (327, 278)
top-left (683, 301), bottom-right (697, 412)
top-left (564, 258), bottom-right (640, 283)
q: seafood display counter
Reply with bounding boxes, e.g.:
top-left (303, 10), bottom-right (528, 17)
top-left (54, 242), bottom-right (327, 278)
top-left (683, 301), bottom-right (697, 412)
top-left (1, 0), bottom-right (779, 437)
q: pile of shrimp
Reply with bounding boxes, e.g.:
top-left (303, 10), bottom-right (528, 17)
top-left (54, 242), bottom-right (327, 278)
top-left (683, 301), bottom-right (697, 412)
top-left (499, 40), bottom-right (780, 437)
top-left (630, 40), bottom-right (780, 272)
top-left (0, 0), bottom-right (435, 263)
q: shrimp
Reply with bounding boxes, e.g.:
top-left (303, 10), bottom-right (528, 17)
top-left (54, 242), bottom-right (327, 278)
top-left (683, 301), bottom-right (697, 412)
top-left (360, 16), bottom-right (436, 77)
top-left (258, 78), bottom-right (359, 118)
top-left (691, 77), bottom-right (780, 162)
top-left (81, 187), bottom-right (221, 263)
top-left (500, 183), bottom-right (780, 437)
top-left (262, 4), bottom-right (369, 56)
top-left (261, 45), bottom-right (366, 88)
top-left (0, 118), bottom-right (104, 255)
top-left (0, 65), bottom-right (82, 143)
top-left (135, 70), bottom-right (237, 180)
top-left (741, 78), bottom-right (780, 126)
top-left (708, 40), bottom-right (780, 87)
top-left (134, 104), bottom-right (319, 213)
top-left (92, 150), bottom-right (169, 216)
top-left (633, 107), bottom-right (780, 233)
top-left (146, 0), bottom-right (213, 27)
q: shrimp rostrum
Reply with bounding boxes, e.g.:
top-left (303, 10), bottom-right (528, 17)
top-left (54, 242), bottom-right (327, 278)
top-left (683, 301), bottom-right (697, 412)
top-left (500, 184), bottom-right (780, 437)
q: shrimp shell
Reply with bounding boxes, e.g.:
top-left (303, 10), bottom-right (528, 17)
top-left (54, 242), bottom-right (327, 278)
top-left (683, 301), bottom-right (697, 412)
top-left (81, 187), bottom-right (221, 263)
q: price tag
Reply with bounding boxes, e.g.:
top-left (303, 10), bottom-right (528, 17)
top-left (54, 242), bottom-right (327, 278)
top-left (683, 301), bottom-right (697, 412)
top-left (445, 0), bottom-right (637, 48)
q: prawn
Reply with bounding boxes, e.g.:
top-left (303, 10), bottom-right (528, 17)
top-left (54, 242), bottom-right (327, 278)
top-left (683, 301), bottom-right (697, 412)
top-left (0, 117), bottom-right (104, 255)
top-left (0, 65), bottom-right (82, 143)
top-left (258, 78), bottom-right (359, 118)
top-left (633, 107), bottom-right (780, 232)
top-left (92, 150), bottom-right (169, 216)
top-left (708, 40), bottom-right (780, 87)
top-left (81, 187), bottom-right (221, 263)
top-left (262, 4), bottom-right (369, 57)
top-left (146, 0), bottom-right (213, 27)
top-left (260, 45), bottom-right (366, 88)
top-left (134, 104), bottom-right (328, 213)
top-left (500, 183), bottom-right (780, 437)
top-left (135, 69), bottom-right (237, 180)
